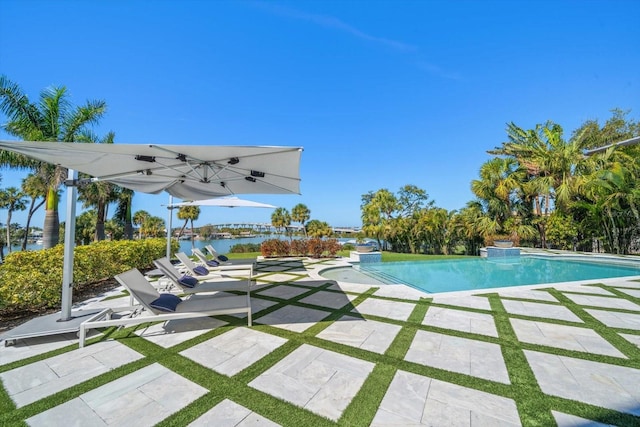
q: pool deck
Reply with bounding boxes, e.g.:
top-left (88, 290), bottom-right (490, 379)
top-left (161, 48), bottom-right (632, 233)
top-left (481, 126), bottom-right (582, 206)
top-left (1, 256), bottom-right (640, 426)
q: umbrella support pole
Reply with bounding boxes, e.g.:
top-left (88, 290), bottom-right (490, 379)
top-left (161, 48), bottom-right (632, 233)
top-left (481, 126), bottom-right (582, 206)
top-left (60, 169), bottom-right (78, 322)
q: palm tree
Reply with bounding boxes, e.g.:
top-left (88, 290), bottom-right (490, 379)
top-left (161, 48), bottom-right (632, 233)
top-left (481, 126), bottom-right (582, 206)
top-left (141, 215), bottom-right (166, 238)
top-left (291, 203), bottom-right (311, 237)
top-left (271, 207), bottom-right (291, 238)
top-left (77, 132), bottom-right (119, 241)
top-left (114, 187), bottom-right (134, 240)
top-left (74, 209), bottom-right (97, 245)
top-left (177, 205), bottom-right (200, 248)
top-left (20, 173), bottom-right (46, 250)
top-left (361, 188), bottom-right (399, 251)
top-left (471, 157), bottom-right (525, 242)
top-left (0, 187), bottom-right (27, 252)
top-left (133, 210), bottom-right (150, 238)
top-left (306, 219), bottom-right (332, 238)
top-left (449, 202), bottom-right (485, 255)
top-left (0, 75), bottom-right (106, 248)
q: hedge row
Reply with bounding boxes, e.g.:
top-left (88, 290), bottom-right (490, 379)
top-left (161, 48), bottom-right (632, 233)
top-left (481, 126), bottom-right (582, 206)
top-left (0, 238), bottom-right (177, 313)
top-left (261, 238), bottom-right (341, 258)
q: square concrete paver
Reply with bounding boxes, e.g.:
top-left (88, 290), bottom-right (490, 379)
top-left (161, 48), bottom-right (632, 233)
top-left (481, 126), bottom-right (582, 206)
top-left (423, 306), bottom-right (498, 337)
top-left (180, 327), bottom-right (287, 376)
top-left (228, 296), bottom-right (279, 319)
top-left (249, 343), bottom-right (374, 421)
top-left (255, 265), bottom-right (295, 273)
top-left (552, 411), bottom-right (612, 427)
top-left (254, 273), bottom-right (302, 284)
top-left (562, 294), bottom-right (640, 310)
top-left (495, 288), bottom-right (558, 302)
top-left (621, 333), bottom-right (640, 348)
top-left (431, 295), bottom-right (492, 310)
top-left (1, 340), bottom-right (143, 408)
top-left (354, 298), bottom-right (416, 321)
top-left (26, 363), bottom-right (207, 426)
top-left (373, 284), bottom-right (429, 300)
top-left (501, 299), bottom-right (583, 322)
top-left (585, 309), bottom-right (640, 330)
top-left (371, 370), bottom-right (520, 426)
top-left (326, 282), bottom-right (375, 294)
top-left (299, 290), bottom-right (357, 309)
top-left (316, 315), bottom-right (402, 354)
top-left (405, 330), bottom-right (510, 384)
top-left (510, 318), bottom-right (626, 357)
top-left (256, 305), bottom-right (329, 333)
top-left (525, 350), bottom-right (640, 416)
top-left (134, 316), bottom-right (227, 348)
top-left (613, 280), bottom-right (640, 289)
top-left (560, 285), bottom-right (615, 296)
top-left (0, 333), bottom-right (78, 366)
top-left (255, 285), bottom-right (310, 300)
top-left (189, 399), bottom-right (281, 426)
top-left (617, 288), bottom-right (640, 298)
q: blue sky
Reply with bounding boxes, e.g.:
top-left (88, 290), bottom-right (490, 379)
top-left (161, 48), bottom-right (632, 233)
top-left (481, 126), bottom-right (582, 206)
top-left (1, 0), bottom-right (638, 230)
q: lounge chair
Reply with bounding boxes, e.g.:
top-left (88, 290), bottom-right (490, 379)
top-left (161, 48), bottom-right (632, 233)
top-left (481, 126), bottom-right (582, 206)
top-left (205, 244), bottom-right (231, 264)
top-left (78, 268), bottom-right (251, 347)
top-left (175, 252), bottom-right (252, 279)
top-left (193, 247), bottom-right (224, 267)
top-left (153, 257), bottom-right (251, 294)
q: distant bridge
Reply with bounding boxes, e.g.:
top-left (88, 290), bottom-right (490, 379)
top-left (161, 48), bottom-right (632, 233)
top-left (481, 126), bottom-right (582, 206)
top-left (202, 223), bottom-right (361, 234)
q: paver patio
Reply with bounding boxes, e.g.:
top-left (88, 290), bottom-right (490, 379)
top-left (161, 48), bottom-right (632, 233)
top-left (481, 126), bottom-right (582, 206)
top-left (1, 257), bottom-right (640, 426)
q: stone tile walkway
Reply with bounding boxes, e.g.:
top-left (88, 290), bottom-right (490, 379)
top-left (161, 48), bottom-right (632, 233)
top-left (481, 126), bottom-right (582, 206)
top-left (1, 257), bottom-right (640, 426)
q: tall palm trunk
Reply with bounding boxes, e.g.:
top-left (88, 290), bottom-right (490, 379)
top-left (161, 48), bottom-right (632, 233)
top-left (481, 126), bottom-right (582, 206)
top-left (95, 201), bottom-right (106, 241)
top-left (42, 187), bottom-right (60, 249)
top-left (5, 210), bottom-right (12, 253)
top-left (124, 199), bottom-right (133, 240)
top-left (190, 218), bottom-right (195, 249)
top-left (21, 198), bottom-right (44, 250)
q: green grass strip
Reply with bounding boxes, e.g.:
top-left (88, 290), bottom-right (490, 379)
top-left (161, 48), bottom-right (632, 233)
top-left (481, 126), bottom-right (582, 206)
top-left (487, 294), bottom-right (556, 426)
top-left (338, 300), bottom-right (427, 426)
top-left (547, 289), bottom-right (640, 364)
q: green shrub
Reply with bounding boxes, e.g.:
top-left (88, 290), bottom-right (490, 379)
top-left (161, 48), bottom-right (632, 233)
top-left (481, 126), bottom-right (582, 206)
top-left (0, 238), bottom-right (177, 313)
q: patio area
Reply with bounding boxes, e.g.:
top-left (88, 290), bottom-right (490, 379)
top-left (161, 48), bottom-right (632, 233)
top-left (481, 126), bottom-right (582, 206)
top-left (1, 257), bottom-right (640, 426)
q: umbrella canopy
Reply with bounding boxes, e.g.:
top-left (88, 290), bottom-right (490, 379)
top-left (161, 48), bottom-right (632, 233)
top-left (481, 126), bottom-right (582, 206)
top-left (170, 196), bottom-right (277, 209)
top-left (0, 141), bottom-right (302, 199)
top-left (0, 140), bottom-right (302, 331)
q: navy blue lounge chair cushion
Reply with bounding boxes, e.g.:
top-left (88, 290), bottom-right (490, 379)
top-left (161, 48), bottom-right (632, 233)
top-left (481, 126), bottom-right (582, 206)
top-left (206, 260), bottom-right (219, 267)
top-left (218, 255), bottom-right (229, 262)
top-left (150, 293), bottom-right (182, 312)
top-left (193, 265), bottom-right (209, 276)
top-left (178, 275), bottom-right (198, 288)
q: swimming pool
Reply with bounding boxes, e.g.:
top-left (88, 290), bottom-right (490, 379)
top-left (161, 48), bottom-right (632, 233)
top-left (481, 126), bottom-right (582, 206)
top-left (320, 256), bottom-right (640, 293)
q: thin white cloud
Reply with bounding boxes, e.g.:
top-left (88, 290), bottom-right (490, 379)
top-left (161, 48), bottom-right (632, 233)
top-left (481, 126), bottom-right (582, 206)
top-left (252, 2), bottom-right (461, 79)
top-left (254, 2), bottom-right (416, 52)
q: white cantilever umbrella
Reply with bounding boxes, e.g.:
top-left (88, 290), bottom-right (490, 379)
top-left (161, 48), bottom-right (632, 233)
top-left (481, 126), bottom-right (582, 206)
top-left (170, 196), bottom-right (277, 209)
top-left (0, 140), bottom-right (301, 342)
top-left (0, 141), bottom-right (302, 199)
top-left (166, 196), bottom-right (277, 257)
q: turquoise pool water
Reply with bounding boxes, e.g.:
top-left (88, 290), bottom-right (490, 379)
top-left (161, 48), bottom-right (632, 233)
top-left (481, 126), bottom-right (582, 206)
top-left (321, 256), bottom-right (640, 293)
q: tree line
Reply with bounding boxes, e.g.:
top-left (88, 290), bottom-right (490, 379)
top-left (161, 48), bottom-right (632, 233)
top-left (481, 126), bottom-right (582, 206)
top-left (362, 110), bottom-right (640, 255)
